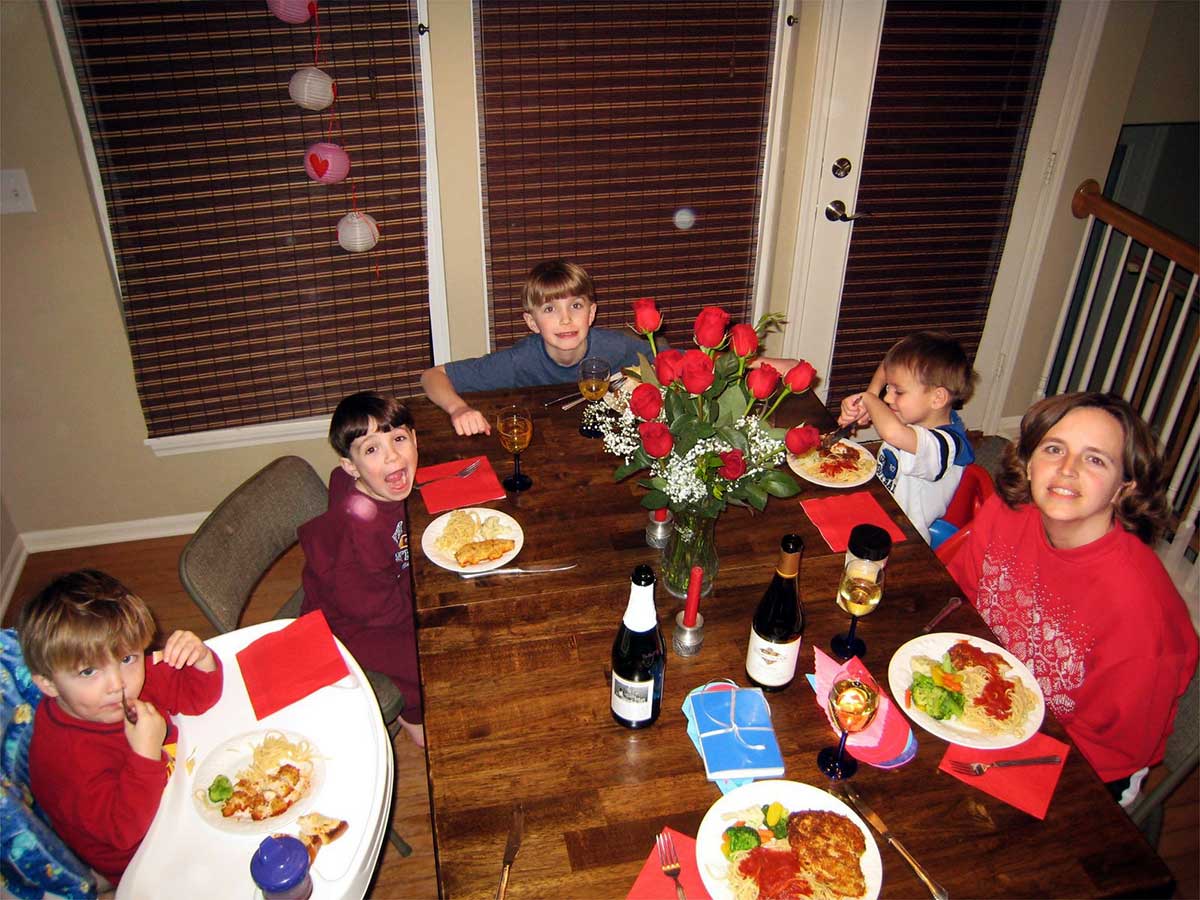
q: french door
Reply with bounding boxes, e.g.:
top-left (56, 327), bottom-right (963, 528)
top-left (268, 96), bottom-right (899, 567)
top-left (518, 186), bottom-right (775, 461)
top-left (785, 0), bottom-right (1062, 431)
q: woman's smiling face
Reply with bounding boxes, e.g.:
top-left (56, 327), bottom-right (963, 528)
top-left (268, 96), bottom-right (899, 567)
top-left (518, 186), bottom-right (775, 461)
top-left (1026, 406), bottom-right (1131, 548)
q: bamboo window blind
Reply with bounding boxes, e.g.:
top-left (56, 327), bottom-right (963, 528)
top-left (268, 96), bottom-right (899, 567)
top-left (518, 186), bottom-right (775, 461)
top-left (59, 1), bottom-right (431, 439)
top-left (825, 0), bottom-right (1058, 410)
top-left (474, 1), bottom-right (778, 350)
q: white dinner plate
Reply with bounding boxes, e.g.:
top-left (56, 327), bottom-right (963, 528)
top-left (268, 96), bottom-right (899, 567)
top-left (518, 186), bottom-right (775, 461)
top-left (192, 730), bottom-right (325, 834)
top-left (787, 439), bottom-right (877, 489)
top-left (420, 507), bottom-right (523, 573)
top-left (695, 779), bottom-right (882, 900)
top-left (887, 632), bottom-right (1045, 750)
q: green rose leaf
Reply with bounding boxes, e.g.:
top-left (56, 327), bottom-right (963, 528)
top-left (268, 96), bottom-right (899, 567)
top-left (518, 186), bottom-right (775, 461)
top-left (641, 489), bottom-right (670, 509)
top-left (761, 470), bottom-right (802, 498)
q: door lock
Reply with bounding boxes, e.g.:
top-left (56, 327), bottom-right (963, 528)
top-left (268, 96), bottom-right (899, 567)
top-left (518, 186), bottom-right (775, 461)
top-left (832, 157), bottom-right (852, 178)
top-left (824, 200), bottom-right (868, 222)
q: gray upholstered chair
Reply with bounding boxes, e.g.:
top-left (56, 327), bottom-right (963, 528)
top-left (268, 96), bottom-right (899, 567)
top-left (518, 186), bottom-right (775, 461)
top-left (178, 455), bottom-right (412, 856)
top-left (1128, 671), bottom-right (1199, 846)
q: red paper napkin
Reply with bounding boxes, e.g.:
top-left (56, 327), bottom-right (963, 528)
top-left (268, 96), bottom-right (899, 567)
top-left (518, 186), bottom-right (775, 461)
top-left (939, 733), bottom-right (1069, 818)
top-left (416, 455), bottom-right (507, 515)
top-left (799, 491), bottom-right (906, 552)
top-left (236, 611), bottom-right (350, 720)
top-left (626, 828), bottom-right (711, 900)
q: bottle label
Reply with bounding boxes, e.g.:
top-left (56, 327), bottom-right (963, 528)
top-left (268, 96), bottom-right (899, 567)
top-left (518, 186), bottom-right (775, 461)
top-left (746, 629), bottom-right (802, 686)
top-left (611, 671), bottom-right (654, 722)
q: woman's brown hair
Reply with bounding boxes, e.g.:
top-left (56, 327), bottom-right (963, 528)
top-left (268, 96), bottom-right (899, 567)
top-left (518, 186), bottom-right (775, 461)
top-left (995, 392), bottom-right (1172, 544)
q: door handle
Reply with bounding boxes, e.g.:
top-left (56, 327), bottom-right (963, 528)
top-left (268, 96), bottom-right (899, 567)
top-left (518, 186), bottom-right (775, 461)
top-left (825, 200), bottom-right (869, 222)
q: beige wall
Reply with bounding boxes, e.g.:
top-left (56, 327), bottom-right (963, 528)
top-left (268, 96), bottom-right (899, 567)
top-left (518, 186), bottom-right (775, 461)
top-left (1125, 0), bottom-right (1199, 125)
top-left (1001, 1), bottom-right (1158, 419)
top-left (0, 1), bottom-right (1177, 550)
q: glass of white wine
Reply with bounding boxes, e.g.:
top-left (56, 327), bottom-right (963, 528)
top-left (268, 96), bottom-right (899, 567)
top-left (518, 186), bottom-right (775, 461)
top-left (577, 356), bottom-right (611, 438)
top-left (496, 405), bottom-right (533, 492)
top-left (831, 557), bottom-right (885, 660)
top-left (817, 678), bottom-right (879, 780)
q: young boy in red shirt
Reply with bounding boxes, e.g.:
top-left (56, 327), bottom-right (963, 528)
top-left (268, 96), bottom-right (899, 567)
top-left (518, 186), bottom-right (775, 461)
top-left (20, 570), bottom-right (223, 883)
top-left (298, 391), bottom-right (424, 747)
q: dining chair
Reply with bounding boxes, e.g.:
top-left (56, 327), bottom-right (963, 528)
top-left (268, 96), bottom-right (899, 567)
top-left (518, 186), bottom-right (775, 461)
top-left (178, 455), bottom-right (412, 856)
top-left (929, 463), bottom-right (996, 549)
top-left (1128, 672), bottom-right (1199, 846)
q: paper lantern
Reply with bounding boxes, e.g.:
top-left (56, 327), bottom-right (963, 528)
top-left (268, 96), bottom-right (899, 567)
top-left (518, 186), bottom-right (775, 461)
top-left (304, 142), bottom-right (350, 184)
top-left (337, 212), bottom-right (379, 253)
top-left (267, 0), bottom-right (315, 24)
top-left (289, 67), bottom-right (335, 111)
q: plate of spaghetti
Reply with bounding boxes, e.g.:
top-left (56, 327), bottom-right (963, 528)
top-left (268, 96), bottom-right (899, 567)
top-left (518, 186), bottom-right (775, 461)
top-left (787, 439), bottom-right (877, 489)
top-left (887, 633), bottom-right (1045, 750)
top-left (192, 730), bottom-right (324, 834)
top-left (696, 779), bottom-right (881, 900)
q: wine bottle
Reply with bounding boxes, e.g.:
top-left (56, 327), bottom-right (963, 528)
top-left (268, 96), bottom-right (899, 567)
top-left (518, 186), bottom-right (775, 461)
top-left (611, 564), bottom-right (666, 728)
top-left (746, 533), bottom-right (805, 692)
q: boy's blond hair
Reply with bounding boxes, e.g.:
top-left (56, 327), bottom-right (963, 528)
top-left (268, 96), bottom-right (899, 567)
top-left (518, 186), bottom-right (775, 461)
top-left (18, 569), bottom-right (156, 677)
top-left (520, 259), bottom-right (595, 313)
top-left (883, 331), bottom-right (978, 405)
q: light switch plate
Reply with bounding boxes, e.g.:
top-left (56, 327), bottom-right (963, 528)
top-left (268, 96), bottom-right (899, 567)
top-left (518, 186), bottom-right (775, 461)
top-left (1, 169), bottom-right (36, 214)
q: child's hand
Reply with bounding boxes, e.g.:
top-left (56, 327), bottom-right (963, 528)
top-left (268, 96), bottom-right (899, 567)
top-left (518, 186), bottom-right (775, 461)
top-left (450, 406), bottom-right (492, 437)
top-left (159, 630), bottom-right (217, 672)
top-left (838, 393), bottom-right (871, 427)
top-left (124, 698), bottom-right (167, 761)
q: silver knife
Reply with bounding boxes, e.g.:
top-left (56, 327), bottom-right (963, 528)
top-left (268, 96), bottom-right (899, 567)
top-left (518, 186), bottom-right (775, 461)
top-left (837, 783), bottom-right (949, 900)
top-left (495, 804), bottom-right (524, 900)
top-left (460, 564), bottom-right (578, 579)
top-left (922, 596), bottom-right (963, 633)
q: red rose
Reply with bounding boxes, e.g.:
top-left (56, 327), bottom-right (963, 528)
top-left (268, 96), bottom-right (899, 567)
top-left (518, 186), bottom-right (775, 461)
top-left (718, 449), bottom-right (746, 480)
top-left (631, 297), bottom-right (662, 334)
top-left (628, 382), bottom-right (663, 420)
top-left (786, 424), bottom-right (820, 456)
top-left (680, 349), bottom-right (716, 394)
top-left (639, 421), bottom-right (674, 458)
top-left (745, 363), bottom-right (780, 400)
top-left (654, 349), bottom-right (685, 387)
top-left (693, 306), bottom-right (730, 349)
top-left (730, 323), bottom-right (758, 358)
top-left (783, 360), bottom-right (816, 394)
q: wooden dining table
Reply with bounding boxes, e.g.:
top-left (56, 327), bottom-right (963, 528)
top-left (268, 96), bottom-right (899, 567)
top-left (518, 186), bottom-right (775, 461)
top-left (406, 385), bottom-right (1173, 899)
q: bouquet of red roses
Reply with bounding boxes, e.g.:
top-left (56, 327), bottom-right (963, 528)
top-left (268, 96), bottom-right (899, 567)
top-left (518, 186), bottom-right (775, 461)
top-left (589, 299), bottom-right (821, 519)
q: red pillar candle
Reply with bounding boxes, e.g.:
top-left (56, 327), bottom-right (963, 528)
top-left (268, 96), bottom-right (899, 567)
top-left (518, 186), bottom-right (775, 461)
top-left (683, 565), bottom-right (703, 626)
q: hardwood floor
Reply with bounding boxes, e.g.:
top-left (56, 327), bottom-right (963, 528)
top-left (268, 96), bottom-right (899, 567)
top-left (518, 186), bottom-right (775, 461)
top-left (4, 537), bottom-right (1197, 899)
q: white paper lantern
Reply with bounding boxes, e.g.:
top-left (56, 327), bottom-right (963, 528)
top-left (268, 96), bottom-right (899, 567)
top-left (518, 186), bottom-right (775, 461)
top-left (304, 142), bottom-right (350, 184)
top-left (289, 67), bottom-right (335, 111)
top-left (337, 212), bottom-right (380, 253)
top-left (267, 0), bottom-right (314, 24)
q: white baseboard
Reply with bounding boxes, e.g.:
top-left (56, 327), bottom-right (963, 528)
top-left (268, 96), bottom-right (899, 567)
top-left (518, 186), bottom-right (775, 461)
top-left (996, 416), bottom-right (1022, 440)
top-left (0, 512), bottom-right (209, 620)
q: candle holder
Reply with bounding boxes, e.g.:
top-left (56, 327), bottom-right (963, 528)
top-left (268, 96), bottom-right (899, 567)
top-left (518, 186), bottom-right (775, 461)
top-left (672, 610), bottom-right (704, 657)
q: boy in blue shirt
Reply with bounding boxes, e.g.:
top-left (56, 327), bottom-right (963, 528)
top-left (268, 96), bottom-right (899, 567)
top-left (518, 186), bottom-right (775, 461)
top-left (838, 331), bottom-right (978, 543)
top-left (421, 259), bottom-right (654, 436)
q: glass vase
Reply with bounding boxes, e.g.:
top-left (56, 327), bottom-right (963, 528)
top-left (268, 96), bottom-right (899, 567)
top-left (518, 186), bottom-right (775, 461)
top-left (661, 509), bottom-right (719, 599)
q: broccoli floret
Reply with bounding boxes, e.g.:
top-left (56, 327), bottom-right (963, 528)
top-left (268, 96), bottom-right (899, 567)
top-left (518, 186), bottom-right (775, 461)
top-left (725, 825), bottom-right (761, 855)
top-left (207, 774), bottom-right (233, 804)
top-left (910, 673), bottom-right (965, 720)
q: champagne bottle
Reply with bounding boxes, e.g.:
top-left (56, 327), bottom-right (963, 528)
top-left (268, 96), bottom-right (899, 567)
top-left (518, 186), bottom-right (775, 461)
top-left (745, 534), bottom-right (805, 691)
top-left (611, 564), bottom-right (666, 728)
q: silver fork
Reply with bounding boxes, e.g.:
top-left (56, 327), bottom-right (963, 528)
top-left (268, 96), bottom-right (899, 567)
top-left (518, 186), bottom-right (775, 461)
top-left (656, 831), bottom-right (685, 900)
top-left (949, 754), bottom-right (1061, 776)
top-left (415, 458), bottom-right (481, 488)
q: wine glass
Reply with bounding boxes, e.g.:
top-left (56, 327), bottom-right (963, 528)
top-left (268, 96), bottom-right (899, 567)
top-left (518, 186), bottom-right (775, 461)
top-left (577, 356), bottom-right (611, 438)
top-left (496, 405), bottom-right (533, 492)
top-left (817, 678), bottom-right (879, 780)
top-left (831, 557), bottom-right (885, 660)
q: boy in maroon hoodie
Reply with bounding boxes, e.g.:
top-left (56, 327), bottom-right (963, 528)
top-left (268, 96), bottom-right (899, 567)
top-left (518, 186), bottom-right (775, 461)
top-left (298, 391), bottom-right (424, 747)
top-left (21, 570), bottom-right (223, 883)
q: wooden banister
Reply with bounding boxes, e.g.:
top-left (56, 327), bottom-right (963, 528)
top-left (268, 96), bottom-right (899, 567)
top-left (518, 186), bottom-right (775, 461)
top-left (1072, 179), bottom-right (1199, 273)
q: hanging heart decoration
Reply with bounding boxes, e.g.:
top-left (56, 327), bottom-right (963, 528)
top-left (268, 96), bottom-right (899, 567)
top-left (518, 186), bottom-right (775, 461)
top-left (267, 0), bottom-right (316, 25)
top-left (304, 142), bottom-right (350, 184)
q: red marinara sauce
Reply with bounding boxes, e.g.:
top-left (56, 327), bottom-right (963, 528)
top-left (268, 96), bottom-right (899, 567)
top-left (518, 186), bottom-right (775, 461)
top-left (949, 640), bottom-right (1015, 720)
top-left (736, 846), bottom-right (814, 899)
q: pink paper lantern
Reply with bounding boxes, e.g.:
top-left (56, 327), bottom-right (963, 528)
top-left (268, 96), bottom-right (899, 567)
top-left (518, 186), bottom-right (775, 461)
top-left (289, 67), bottom-right (335, 111)
top-left (267, 0), bottom-right (315, 24)
top-left (304, 142), bottom-right (350, 185)
top-left (337, 211), bottom-right (379, 253)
